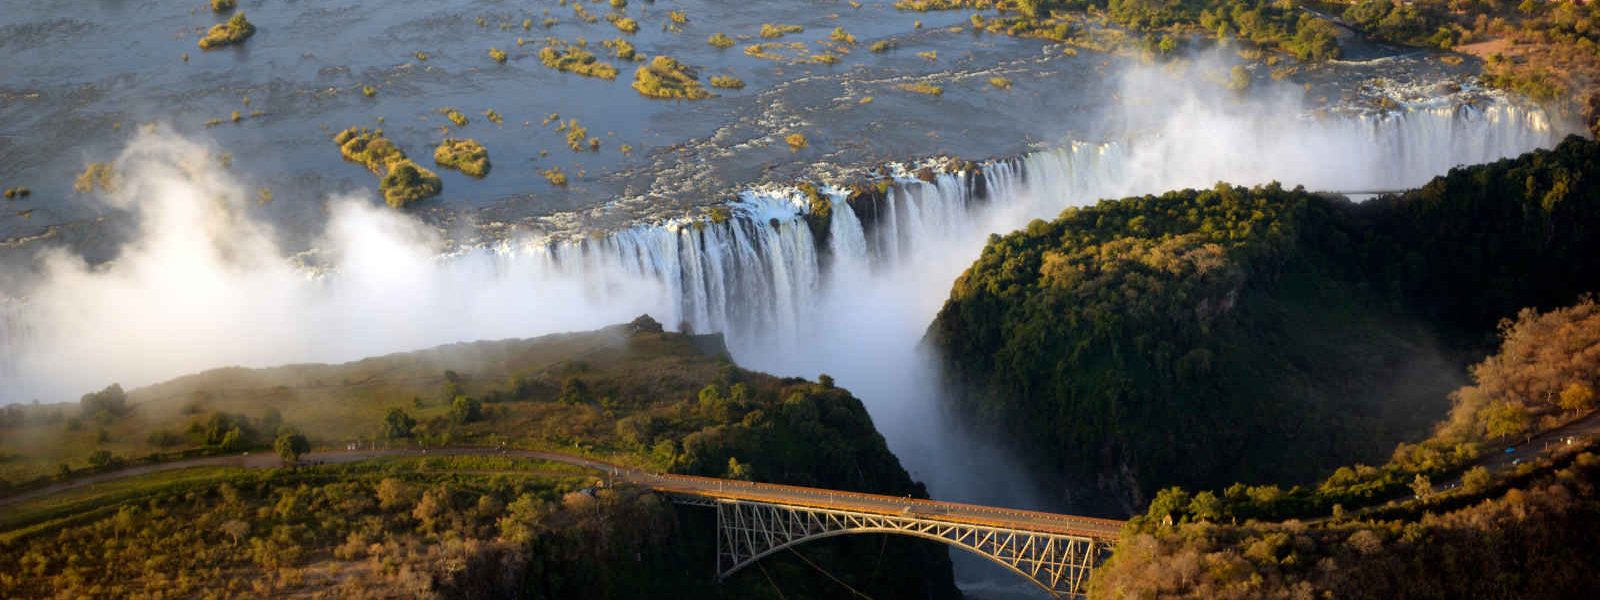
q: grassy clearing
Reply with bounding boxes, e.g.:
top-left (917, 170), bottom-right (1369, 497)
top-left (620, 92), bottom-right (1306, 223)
top-left (631, 56), bottom-right (713, 100)
top-left (433, 138), bottom-right (491, 178)
top-left (198, 13), bottom-right (255, 50)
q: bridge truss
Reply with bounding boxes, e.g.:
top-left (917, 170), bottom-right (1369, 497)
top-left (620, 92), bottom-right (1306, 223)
top-left (679, 496), bottom-right (1115, 598)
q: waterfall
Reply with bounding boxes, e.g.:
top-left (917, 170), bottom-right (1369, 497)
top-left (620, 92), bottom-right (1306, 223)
top-left (508, 99), bottom-right (1561, 369)
top-left (0, 98), bottom-right (1567, 457)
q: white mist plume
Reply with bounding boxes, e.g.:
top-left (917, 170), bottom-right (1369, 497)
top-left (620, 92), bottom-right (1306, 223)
top-left (1, 130), bottom-right (666, 403)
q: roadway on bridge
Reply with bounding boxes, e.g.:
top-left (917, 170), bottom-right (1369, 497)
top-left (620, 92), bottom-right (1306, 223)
top-left (1, 446), bottom-right (1124, 540)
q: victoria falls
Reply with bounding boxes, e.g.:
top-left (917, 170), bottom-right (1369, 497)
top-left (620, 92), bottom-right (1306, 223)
top-left (2, 0), bottom-right (1599, 598)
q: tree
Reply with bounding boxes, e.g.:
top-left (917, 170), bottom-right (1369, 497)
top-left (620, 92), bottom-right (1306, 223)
top-left (1410, 473), bottom-right (1433, 499)
top-left (450, 396), bottom-right (482, 424)
top-left (274, 432), bottom-right (309, 464)
top-left (1188, 491), bottom-right (1223, 522)
top-left (560, 377), bottom-right (589, 405)
top-left (220, 519), bottom-right (249, 547)
top-left (1483, 402), bottom-right (1531, 440)
top-left (87, 449), bottom-right (116, 468)
top-left (498, 493), bottom-right (547, 544)
top-left (1462, 466), bottom-right (1492, 492)
top-left (1559, 382), bottom-right (1595, 414)
top-left (725, 457), bottom-right (752, 480)
top-left (1146, 487), bottom-right (1192, 523)
top-left (80, 383), bottom-right (128, 421)
top-left (383, 407), bottom-right (416, 439)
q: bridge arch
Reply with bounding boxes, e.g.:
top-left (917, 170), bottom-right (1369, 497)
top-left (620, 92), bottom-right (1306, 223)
top-left (722, 526), bottom-right (1079, 597)
top-left (710, 498), bottom-right (1112, 598)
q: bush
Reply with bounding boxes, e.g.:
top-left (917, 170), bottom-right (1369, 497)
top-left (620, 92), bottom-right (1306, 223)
top-left (198, 13), bottom-right (256, 50)
top-left (759, 23), bottom-right (803, 38)
top-left (73, 162), bottom-right (116, 193)
top-left (331, 128), bottom-right (442, 208)
top-left (274, 433), bottom-right (309, 464)
top-left (539, 42), bottom-right (619, 80)
top-left (631, 56), bottom-right (714, 100)
top-left (210, 0), bottom-right (235, 13)
top-left (488, 47), bottom-right (507, 63)
top-left (785, 133), bottom-right (807, 151)
top-left (433, 138), bottom-right (491, 178)
top-left (898, 82), bottom-right (943, 95)
top-left (708, 32), bottom-right (736, 48)
top-left (989, 76), bottom-right (1012, 89)
top-left (708, 75), bottom-right (745, 89)
top-left (542, 167), bottom-right (568, 186)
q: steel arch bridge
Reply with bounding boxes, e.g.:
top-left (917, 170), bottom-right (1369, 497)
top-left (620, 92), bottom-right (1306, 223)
top-left (665, 492), bottom-right (1120, 598)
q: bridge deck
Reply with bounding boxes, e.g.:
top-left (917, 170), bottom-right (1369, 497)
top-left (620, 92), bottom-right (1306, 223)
top-left (629, 471), bottom-right (1124, 541)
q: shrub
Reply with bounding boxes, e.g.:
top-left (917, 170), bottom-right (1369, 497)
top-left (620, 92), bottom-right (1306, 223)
top-left (631, 56), bottom-right (714, 100)
top-left (383, 408), bottom-right (416, 439)
top-left (609, 15), bottom-right (639, 34)
top-left (484, 109), bottom-right (503, 125)
top-left (440, 108), bottom-right (469, 127)
top-left (539, 42), bottom-right (619, 80)
top-left (898, 82), bottom-right (943, 95)
top-left (332, 128), bottom-right (442, 208)
top-left (74, 162), bottom-right (116, 193)
top-left (708, 33), bottom-right (735, 48)
top-left (274, 432), bottom-right (309, 464)
top-left (379, 161), bottom-right (443, 208)
top-left (989, 76), bottom-right (1012, 89)
top-left (870, 40), bottom-right (894, 52)
top-left (759, 23), bottom-right (803, 39)
top-left (918, 50), bottom-right (937, 61)
top-left (362, 85), bottom-right (376, 97)
top-left (602, 37), bottom-right (636, 60)
top-left (488, 47), bottom-right (507, 63)
top-left (211, 0), bottom-right (235, 13)
top-left (830, 27), bottom-right (857, 44)
top-left (433, 138), bottom-right (491, 178)
top-left (709, 75), bottom-right (745, 89)
top-left (785, 133), bottom-right (807, 151)
top-left (542, 167), bottom-right (568, 186)
top-left (198, 13), bottom-right (256, 50)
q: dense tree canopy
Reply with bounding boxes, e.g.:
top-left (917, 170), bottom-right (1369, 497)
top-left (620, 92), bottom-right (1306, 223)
top-left (929, 136), bottom-right (1600, 511)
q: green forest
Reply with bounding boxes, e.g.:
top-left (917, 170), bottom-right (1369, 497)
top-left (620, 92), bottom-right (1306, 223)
top-left (928, 135), bottom-right (1600, 511)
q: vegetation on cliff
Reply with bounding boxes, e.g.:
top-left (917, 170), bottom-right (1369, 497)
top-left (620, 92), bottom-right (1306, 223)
top-left (1090, 296), bottom-right (1600, 598)
top-left (0, 318), bottom-right (958, 598)
top-left (928, 136), bottom-right (1600, 509)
